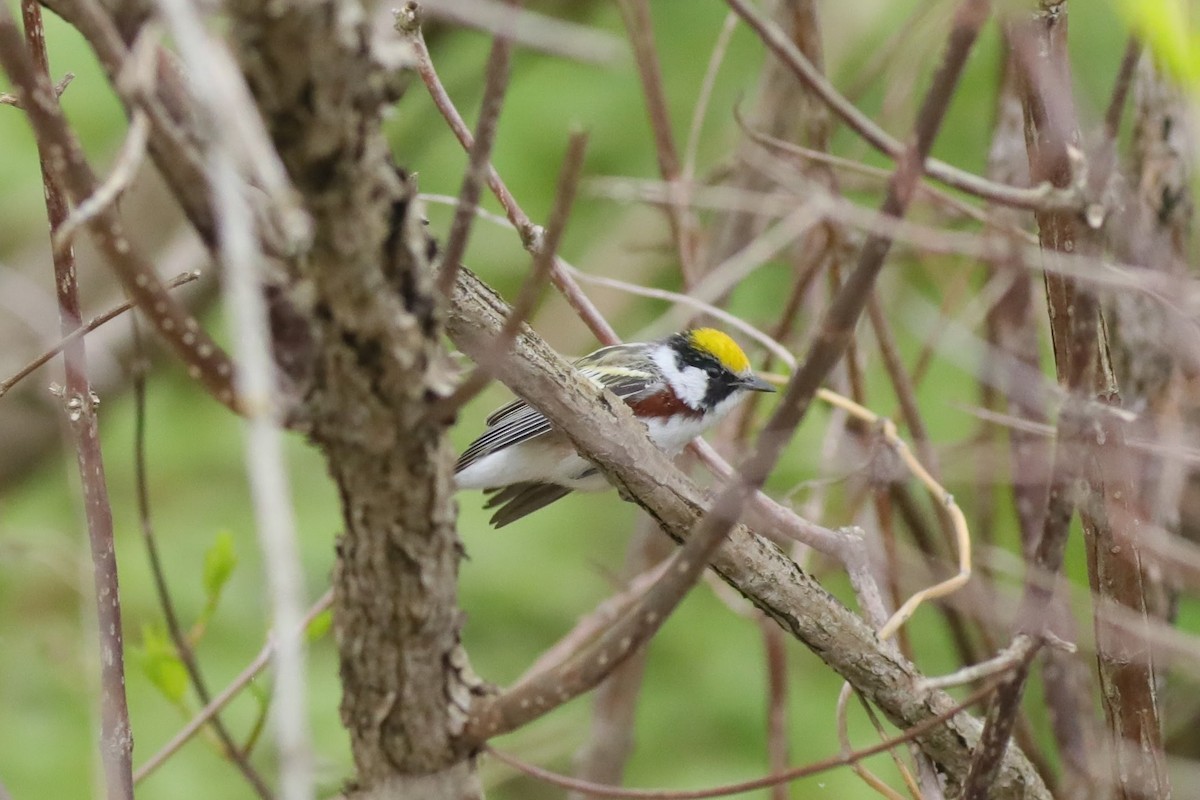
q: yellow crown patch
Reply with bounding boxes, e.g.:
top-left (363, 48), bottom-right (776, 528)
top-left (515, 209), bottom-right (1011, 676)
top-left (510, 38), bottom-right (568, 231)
top-left (688, 328), bottom-right (750, 373)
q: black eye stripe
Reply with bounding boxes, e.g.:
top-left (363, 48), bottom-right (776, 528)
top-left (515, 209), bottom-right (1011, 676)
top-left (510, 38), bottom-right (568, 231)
top-left (677, 348), bottom-right (723, 373)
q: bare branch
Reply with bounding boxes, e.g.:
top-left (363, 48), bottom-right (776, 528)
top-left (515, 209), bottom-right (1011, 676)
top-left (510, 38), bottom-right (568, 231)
top-left (400, 4), bottom-right (619, 344)
top-left (966, 9), bottom-right (1171, 797)
top-left (725, 0), bottom-right (1082, 212)
top-left (130, 354), bottom-right (274, 799)
top-left (0, 270), bottom-right (199, 399)
top-left (53, 109), bottom-right (149, 252)
top-left (418, 0), bottom-right (622, 64)
top-left (437, 130), bottom-right (587, 419)
top-left (486, 680), bottom-right (1009, 800)
top-left (0, 67), bottom-right (72, 105)
top-left (1103, 37), bottom-right (1142, 141)
top-left (617, 0), bottom-right (701, 283)
top-left (433, 5), bottom-right (514, 297)
top-left (0, 5), bottom-right (241, 411)
top-left (568, 526), bottom-right (669, 800)
top-left (134, 592), bottom-right (333, 783)
top-left (445, 267), bottom-right (1050, 797)
top-left (18, 2), bottom-right (132, 797)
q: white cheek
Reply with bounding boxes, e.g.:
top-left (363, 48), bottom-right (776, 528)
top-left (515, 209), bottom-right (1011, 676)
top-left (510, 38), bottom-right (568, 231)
top-left (653, 349), bottom-right (708, 409)
top-left (676, 366), bottom-right (708, 407)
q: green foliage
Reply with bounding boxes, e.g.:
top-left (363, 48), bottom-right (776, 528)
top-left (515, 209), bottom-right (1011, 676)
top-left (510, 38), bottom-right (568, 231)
top-left (305, 608), bottom-right (332, 642)
top-left (1116, 0), bottom-right (1197, 82)
top-left (202, 530), bottom-right (238, 608)
top-left (136, 625), bottom-right (190, 708)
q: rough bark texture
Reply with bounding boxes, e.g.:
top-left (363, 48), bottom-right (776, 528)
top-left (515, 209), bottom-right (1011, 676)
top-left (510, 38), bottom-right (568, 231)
top-left (227, 2), bottom-right (478, 795)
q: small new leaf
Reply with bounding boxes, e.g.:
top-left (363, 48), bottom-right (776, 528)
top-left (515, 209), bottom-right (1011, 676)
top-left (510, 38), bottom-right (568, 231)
top-left (137, 625), bottom-right (189, 705)
top-left (202, 530), bottom-right (238, 605)
top-left (306, 609), bottom-right (332, 642)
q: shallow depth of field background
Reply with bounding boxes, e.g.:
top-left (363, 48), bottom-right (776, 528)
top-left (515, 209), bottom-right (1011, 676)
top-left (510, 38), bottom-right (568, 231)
top-left (0, 1), bottom-right (1184, 798)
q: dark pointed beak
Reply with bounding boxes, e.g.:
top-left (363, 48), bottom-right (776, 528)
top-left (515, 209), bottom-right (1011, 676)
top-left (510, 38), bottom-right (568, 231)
top-left (740, 374), bottom-right (776, 393)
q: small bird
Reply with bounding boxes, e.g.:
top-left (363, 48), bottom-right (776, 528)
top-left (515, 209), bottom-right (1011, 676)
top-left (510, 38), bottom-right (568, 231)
top-left (455, 328), bottom-right (776, 527)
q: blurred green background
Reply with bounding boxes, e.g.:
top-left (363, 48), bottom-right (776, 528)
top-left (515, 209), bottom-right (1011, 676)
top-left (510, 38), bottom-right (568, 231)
top-left (0, 1), bottom-right (1168, 798)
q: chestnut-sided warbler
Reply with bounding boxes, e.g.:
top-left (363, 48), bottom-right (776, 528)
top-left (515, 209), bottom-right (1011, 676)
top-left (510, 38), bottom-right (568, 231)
top-left (455, 328), bottom-right (775, 527)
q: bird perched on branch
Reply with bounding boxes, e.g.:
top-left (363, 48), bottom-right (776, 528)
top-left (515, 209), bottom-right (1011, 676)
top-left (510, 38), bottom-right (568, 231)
top-left (455, 328), bottom-right (775, 527)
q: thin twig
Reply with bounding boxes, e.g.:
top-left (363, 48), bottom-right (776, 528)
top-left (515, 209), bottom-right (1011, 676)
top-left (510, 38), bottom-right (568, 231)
top-left (1103, 36), bottom-right (1142, 141)
top-left (518, 558), bottom-right (672, 685)
top-left (0, 67), bottom-right (72, 105)
top-left (682, 11), bottom-right (737, 184)
top-left (0, 270), bottom-right (200, 399)
top-left (836, 683), bottom-right (907, 800)
top-left (133, 591), bottom-right (333, 784)
top-left (36, 0), bottom-right (222, 250)
top-left (417, 0), bottom-right (622, 64)
top-left (152, 0), bottom-right (313, 795)
top-left (399, 3), bottom-right (619, 344)
top-left (486, 680), bottom-right (1007, 800)
top-left (856, 696), bottom-right (924, 800)
top-left (725, 0), bottom-right (1081, 212)
top-left (617, 0), bottom-right (700, 283)
top-left (817, 391), bottom-right (972, 641)
top-left (53, 109), bottom-right (149, 252)
top-left (761, 618), bottom-right (789, 800)
top-left (918, 637), bottom-right (1067, 693)
top-left (433, 2), bottom-right (515, 297)
top-left (19, 2), bottom-right (132, 797)
top-left (437, 130), bottom-right (588, 418)
top-left (569, 526), bottom-right (670, 800)
top-left (867, 295), bottom-right (941, 479)
top-left (0, 6), bottom-right (240, 411)
top-left (733, 109), bottom-right (1039, 246)
top-left (130, 338), bottom-right (274, 799)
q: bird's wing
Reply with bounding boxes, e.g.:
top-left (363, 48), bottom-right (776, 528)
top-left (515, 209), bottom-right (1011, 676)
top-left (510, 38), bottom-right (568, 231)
top-left (483, 482), bottom-right (575, 527)
top-left (455, 343), bottom-right (661, 475)
top-left (456, 400), bottom-right (551, 472)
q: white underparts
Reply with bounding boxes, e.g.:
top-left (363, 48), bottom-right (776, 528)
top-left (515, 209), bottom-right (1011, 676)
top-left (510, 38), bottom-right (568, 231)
top-left (454, 434), bottom-right (609, 491)
top-left (455, 385), bottom-right (748, 493)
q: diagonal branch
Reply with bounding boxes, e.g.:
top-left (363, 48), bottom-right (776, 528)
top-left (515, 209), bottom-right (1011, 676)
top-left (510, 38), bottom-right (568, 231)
top-left (434, 5), bottom-right (515, 297)
top-left (0, 7), bottom-right (240, 412)
top-left (445, 266), bottom-right (1049, 799)
top-left (725, 0), bottom-right (1080, 212)
top-left (467, 210), bottom-right (874, 742)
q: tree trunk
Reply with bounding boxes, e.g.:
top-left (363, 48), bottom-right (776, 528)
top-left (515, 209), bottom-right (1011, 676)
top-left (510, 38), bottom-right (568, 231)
top-left (228, 2), bottom-right (481, 795)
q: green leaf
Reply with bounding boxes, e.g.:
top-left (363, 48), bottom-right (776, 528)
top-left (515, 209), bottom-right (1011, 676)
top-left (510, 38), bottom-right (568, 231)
top-left (305, 609), bottom-right (332, 642)
top-left (202, 530), bottom-right (238, 605)
top-left (1115, 0), bottom-right (1197, 82)
top-left (137, 625), bottom-right (189, 705)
